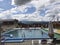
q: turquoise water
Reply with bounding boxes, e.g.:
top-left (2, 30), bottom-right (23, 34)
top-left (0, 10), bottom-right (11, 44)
top-left (1, 28), bottom-right (51, 43)
top-left (3, 28), bottom-right (50, 38)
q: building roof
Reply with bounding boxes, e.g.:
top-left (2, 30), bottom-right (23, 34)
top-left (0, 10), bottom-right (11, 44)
top-left (0, 19), bottom-right (18, 22)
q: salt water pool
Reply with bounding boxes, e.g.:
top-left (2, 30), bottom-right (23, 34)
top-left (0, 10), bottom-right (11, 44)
top-left (1, 28), bottom-right (50, 43)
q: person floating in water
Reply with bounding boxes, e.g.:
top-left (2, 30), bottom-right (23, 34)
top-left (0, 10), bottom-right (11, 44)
top-left (41, 31), bottom-right (43, 35)
top-left (22, 32), bottom-right (25, 38)
top-left (41, 26), bottom-right (44, 37)
top-left (41, 30), bottom-right (44, 37)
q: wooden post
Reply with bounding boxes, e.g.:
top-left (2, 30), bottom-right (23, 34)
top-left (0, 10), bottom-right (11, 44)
top-left (0, 22), bottom-right (2, 45)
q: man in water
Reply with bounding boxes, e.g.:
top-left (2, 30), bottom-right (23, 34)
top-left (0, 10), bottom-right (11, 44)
top-left (41, 26), bottom-right (44, 36)
top-left (22, 32), bottom-right (25, 38)
top-left (41, 30), bottom-right (44, 37)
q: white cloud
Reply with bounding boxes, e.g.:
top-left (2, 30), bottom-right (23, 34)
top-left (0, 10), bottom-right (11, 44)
top-left (30, 0), bottom-right (49, 8)
top-left (11, 0), bottom-right (50, 13)
top-left (0, 8), bottom-right (4, 13)
top-left (0, 0), bottom-right (49, 20)
top-left (0, 8), bottom-right (4, 10)
top-left (11, 12), bottom-right (43, 21)
top-left (11, 0), bottom-right (15, 5)
top-left (0, 0), bottom-right (60, 21)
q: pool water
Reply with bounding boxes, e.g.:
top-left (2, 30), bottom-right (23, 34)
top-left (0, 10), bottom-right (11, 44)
top-left (2, 28), bottom-right (50, 38)
top-left (1, 28), bottom-right (52, 43)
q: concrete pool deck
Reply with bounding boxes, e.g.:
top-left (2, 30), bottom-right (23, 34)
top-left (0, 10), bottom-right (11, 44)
top-left (2, 40), bottom-right (60, 45)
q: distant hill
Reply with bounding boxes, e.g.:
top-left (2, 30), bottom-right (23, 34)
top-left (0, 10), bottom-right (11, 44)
top-left (19, 21), bottom-right (49, 24)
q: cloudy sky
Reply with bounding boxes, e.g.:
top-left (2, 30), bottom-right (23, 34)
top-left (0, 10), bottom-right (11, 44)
top-left (0, 0), bottom-right (60, 21)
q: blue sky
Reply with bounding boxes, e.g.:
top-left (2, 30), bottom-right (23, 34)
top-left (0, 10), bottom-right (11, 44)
top-left (0, 0), bottom-right (47, 16)
top-left (0, 0), bottom-right (15, 11)
top-left (0, 0), bottom-right (37, 14)
top-left (0, 0), bottom-right (60, 21)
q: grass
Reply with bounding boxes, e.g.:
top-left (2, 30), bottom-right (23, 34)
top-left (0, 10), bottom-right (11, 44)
top-left (43, 28), bottom-right (60, 38)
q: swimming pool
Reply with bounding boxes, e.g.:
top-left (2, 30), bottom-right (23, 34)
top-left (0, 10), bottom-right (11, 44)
top-left (1, 28), bottom-right (50, 43)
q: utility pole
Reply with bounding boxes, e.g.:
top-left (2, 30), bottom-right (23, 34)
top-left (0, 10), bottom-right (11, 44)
top-left (48, 21), bottom-right (54, 38)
